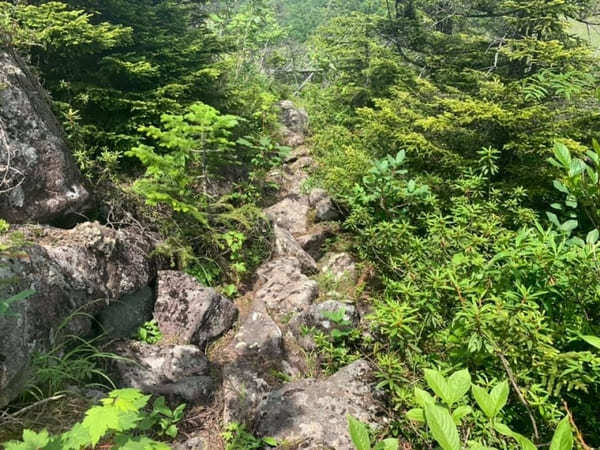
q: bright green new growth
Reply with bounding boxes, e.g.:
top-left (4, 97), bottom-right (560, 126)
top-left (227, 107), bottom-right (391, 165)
top-left (135, 320), bottom-right (163, 345)
top-left (3, 389), bottom-right (182, 449)
top-left (127, 102), bottom-right (240, 224)
top-left (403, 369), bottom-right (574, 450)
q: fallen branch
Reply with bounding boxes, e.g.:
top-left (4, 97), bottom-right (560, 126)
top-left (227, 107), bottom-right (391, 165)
top-left (497, 352), bottom-right (539, 441)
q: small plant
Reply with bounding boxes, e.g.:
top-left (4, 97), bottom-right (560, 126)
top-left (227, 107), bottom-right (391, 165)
top-left (3, 389), bottom-right (172, 449)
top-left (406, 368), bottom-right (575, 450)
top-left (0, 218), bottom-right (9, 233)
top-left (222, 422), bottom-right (277, 450)
top-left (313, 309), bottom-right (362, 374)
top-left (348, 415), bottom-right (399, 450)
top-left (135, 320), bottom-right (163, 344)
top-left (143, 396), bottom-right (186, 438)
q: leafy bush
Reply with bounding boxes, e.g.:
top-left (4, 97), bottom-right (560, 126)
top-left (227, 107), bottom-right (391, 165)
top-left (2, 389), bottom-right (183, 449)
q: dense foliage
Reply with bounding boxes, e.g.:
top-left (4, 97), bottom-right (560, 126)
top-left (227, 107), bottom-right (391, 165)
top-left (3, 0), bottom-right (600, 448)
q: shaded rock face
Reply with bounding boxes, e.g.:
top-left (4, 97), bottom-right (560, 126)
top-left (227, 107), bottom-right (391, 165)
top-left (113, 341), bottom-right (215, 403)
top-left (0, 222), bottom-right (154, 407)
top-left (279, 100), bottom-right (309, 147)
top-left (154, 271), bottom-right (238, 348)
top-left (0, 48), bottom-right (89, 223)
top-left (98, 286), bottom-right (155, 338)
top-left (255, 360), bottom-right (383, 449)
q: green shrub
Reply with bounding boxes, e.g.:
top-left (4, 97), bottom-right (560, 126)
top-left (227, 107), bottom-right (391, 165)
top-left (2, 389), bottom-right (183, 449)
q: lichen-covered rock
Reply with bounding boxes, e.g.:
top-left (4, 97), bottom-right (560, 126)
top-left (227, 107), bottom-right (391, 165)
top-left (273, 225), bottom-right (317, 274)
top-left (0, 48), bottom-right (89, 223)
top-left (265, 197), bottom-right (310, 236)
top-left (0, 222), bottom-right (154, 407)
top-left (173, 436), bottom-right (205, 450)
top-left (231, 299), bottom-right (283, 358)
top-left (320, 252), bottom-right (358, 284)
top-left (255, 360), bottom-right (383, 449)
top-left (255, 257), bottom-right (319, 320)
top-left (222, 297), bottom-right (285, 424)
top-left (279, 100), bottom-right (308, 147)
top-left (112, 341), bottom-right (215, 403)
top-left (153, 271), bottom-right (238, 348)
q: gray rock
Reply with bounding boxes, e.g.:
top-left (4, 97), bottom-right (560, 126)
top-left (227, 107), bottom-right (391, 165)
top-left (98, 286), bottom-right (154, 338)
top-left (285, 145), bottom-right (311, 163)
top-left (153, 271), bottom-right (238, 348)
top-left (255, 360), bottom-right (383, 449)
top-left (231, 299), bottom-right (283, 358)
top-left (315, 197), bottom-right (339, 222)
top-left (273, 225), bottom-right (317, 274)
top-left (113, 341), bottom-right (215, 403)
top-left (222, 297), bottom-right (285, 424)
top-left (0, 222), bottom-right (154, 407)
top-left (290, 300), bottom-right (359, 351)
top-left (279, 101), bottom-right (309, 135)
top-left (296, 223), bottom-right (338, 260)
top-left (279, 101), bottom-right (308, 147)
top-left (265, 197), bottom-right (310, 235)
top-left (222, 358), bottom-right (272, 425)
top-left (173, 436), bottom-right (205, 450)
top-left (0, 48), bottom-right (90, 223)
top-left (255, 257), bottom-right (319, 321)
top-left (320, 253), bottom-right (358, 284)
top-left (309, 189), bottom-right (328, 207)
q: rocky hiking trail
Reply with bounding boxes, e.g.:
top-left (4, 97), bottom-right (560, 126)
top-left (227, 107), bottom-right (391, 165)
top-left (0, 68), bottom-right (384, 448)
top-left (112, 101), bottom-right (385, 449)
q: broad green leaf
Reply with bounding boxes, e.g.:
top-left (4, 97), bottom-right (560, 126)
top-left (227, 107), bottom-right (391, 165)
top-left (373, 439), bottom-right (399, 450)
top-left (552, 180), bottom-right (569, 194)
top-left (560, 220), bottom-right (578, 233)
top-left (550, 417), bottom-right (573, 450)
top-left (424, 369), bottom-right (452, 405)
top-left (424, 404), bottom-right (460, 450)
top-left (414, 387), bottom-right (435, 407)
top-left (263, 436), bottom-right (278, 446)
top-left (447, 369), bottom-right (471, 404)
top-left (468, 444), bottom-right (498, 450)
top-left (489, 380), bottom-right (509, 416)
top-left (452, 405), bottom-right (472, 424)
top-left (82, 405), bottom-right (122, 446)
top-left (587, 229), bottom-right (599, 245)
top-left (406, 408), bottom-right (425, 422)
top-left (582, 335), bottom-right (600, 350)
top-left (554, 143), bottom-right (572, 168)
top-left (494, 423), bottom-right (536, 450)
top-left (348, 415), bottom-right (371, 450)
top-left (472, 385), bottom-right (494, 419)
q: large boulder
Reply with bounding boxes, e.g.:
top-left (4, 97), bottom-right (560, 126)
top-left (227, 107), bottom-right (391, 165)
top-left (255, 360), bottom-right (384, 449)
top-left (0, 48), bottom-right (89, 223)
top-left (112, 341), bottom-right (215, 403)
top-left (265, 197), bottom-right (310, 236)
top-left (0, 222), bottom-right (154, 407)
top-left (153, 271), bottom-right (238, 348)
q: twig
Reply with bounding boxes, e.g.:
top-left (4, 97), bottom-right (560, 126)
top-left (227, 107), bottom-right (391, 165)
top-left (562, 400), bottom-right (592, 450)
top-left (10, 394), bottom-right (66, 417)
top-left (497, 352), bottom-right (539, 440)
